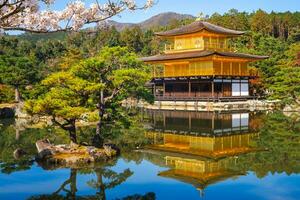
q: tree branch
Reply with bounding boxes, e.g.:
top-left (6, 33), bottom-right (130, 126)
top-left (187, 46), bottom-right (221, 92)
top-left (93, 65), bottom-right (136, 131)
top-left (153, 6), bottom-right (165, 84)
top-left (1, 2), bottom-right (24, 21)
top-left (0, 0), bottom-right (10, 10)
top-left (1, 26), bottom-right (72, 33)
top-left (1, 0), bottom-right (155, 33)
top-left (104, 84), bottom-right (123, 103)
top-left (51, 116), bottom-right (72, 131)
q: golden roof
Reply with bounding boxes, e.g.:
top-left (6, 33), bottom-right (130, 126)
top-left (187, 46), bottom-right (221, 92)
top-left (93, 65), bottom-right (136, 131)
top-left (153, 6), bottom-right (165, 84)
top-left (155, 21), bottom-right (245, 37)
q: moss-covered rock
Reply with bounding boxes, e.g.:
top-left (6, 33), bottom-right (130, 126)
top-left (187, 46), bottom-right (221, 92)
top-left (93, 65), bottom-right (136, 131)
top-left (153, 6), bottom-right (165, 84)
top-left (35, 139), bottom-right (118, 166)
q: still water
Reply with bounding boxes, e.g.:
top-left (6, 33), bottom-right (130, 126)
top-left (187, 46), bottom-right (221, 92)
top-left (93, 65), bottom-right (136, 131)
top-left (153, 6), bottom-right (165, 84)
top-left (1, 110), bottom-right (300, 200)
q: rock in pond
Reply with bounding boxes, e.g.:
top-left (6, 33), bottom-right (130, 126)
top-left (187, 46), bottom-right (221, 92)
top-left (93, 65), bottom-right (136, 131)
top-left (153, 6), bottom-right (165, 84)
top-left (35, 139), bottom-right (118, 165)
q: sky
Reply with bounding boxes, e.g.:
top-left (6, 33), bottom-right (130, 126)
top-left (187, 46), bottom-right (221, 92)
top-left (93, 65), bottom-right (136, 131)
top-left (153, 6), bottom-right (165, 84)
top-left (51, 0), bottom-right (300, 23)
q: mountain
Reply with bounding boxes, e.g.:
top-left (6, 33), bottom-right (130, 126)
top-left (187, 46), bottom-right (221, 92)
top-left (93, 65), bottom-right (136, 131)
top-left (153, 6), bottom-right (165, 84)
top-left (107, 12), bottom-right (195, 31)
top-left (13, 12), bottom-right (195, 41)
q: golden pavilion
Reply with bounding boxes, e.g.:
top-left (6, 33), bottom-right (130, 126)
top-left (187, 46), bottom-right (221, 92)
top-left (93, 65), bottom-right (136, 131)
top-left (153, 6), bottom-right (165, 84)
top-left (141, 21), bottom-right (269, 101)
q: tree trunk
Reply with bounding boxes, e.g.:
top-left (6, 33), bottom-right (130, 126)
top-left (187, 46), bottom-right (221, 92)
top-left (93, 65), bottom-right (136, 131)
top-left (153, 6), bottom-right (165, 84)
top-left (69, 129), bottom-right (77, 145)
top-left (15, 129), bottom-right (20, 140)
top-left (97, 172), bottom-right (106, 200)
top-left (14, 86), bottom-right (26, 118)
top-left (14, 86), bottom-right (21, 103)
top-left (69, 120), bottom-right (77, 145)
top-left (93, 89), bottom-right (105, 147)
top-left (70, 169), bottom-right (78, 200)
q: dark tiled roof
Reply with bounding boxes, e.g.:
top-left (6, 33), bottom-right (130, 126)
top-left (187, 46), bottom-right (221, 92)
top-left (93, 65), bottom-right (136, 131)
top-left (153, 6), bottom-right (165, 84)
top-left (140, 50), bottom-right (269, 62)
top-left (155, 21), bottom-right (245, 37)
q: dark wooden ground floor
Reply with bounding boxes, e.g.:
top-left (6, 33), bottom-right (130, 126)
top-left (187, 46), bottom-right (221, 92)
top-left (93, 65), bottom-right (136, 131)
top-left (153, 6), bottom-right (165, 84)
top-left (151, 77), bottom-right (255, 101)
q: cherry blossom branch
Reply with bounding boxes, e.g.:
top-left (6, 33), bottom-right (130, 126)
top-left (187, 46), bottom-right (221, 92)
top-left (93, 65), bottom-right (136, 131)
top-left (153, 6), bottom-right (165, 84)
top-left (0, 0), bottom-right (155, 33)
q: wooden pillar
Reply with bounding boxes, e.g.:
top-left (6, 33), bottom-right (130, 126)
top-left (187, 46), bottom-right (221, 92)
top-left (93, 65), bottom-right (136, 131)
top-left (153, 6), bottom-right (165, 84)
top-left (211, 80), bottom-right (214, 98)
top-left (221, 61), bottom-right (223, 75)
top-left (163, 81), bottom-right (165, 97)
top-left (188, 79), bottom-right (191, 97)
top-left (221, 79), bottom-right (224, 97)
top-left (212, 112), bottom-right (215, 132)
top-left (163, 111), bottom-right (166, 128)
top-left (189, 114), bottom-right (191, 132)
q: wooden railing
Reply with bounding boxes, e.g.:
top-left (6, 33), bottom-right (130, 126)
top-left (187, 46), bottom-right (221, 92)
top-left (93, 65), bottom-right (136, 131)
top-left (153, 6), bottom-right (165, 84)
top-left (164, 42), bottom-right (234, 53)
top-left (154, 95), bottom-right (256, 102)
top-left (152, 66), bottom-right (258, 78)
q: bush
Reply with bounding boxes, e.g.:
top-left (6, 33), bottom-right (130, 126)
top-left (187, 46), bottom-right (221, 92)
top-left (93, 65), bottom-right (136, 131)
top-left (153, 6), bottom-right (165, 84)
top-left (0, 85), bottom-right (14, 103)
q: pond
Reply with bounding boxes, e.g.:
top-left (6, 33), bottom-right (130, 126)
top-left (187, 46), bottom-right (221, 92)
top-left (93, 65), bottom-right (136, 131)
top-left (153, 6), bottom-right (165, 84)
top-left (1, 110), bottom-right (300, 200)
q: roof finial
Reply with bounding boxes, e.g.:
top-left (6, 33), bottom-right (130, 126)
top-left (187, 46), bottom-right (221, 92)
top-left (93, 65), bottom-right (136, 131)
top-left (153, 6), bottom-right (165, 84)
top-left (196, 12), bottom-right (208, 21)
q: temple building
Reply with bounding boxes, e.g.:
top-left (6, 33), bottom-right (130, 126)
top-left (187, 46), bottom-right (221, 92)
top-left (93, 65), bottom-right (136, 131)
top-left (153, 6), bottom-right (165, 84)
top-left (141, 21), bottom-right (269, 101)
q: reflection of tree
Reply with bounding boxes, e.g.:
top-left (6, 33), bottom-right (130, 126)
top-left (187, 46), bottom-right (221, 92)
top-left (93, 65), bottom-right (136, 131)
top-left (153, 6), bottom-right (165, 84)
top-left (118, 192), bottom-right (156, 200)
top-left (54, 169), bottom-right (78, 200)
top-left (27, 169), bottom-right (78, 200)
top-left (27, 162), bottom-right (135, 200)
top-left (0, 119), bottom-right (36, 174)
top-left (0, 119), bottom-right (68, 174)
top-left (86, 167), bottom-right (133, 200)
top-left (234, 111), bottom-right (300, 178)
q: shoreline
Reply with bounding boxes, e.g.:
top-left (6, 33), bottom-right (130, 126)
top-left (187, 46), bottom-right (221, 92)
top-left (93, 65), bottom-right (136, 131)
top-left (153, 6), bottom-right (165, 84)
top-left (123, 99), bottom-right (280, 111)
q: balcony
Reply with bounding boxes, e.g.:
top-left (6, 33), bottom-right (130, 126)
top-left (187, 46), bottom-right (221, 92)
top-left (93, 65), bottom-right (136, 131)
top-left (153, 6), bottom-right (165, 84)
top-left (164, 42), bottom-right (234, 53)
top-left (152, 65), bottom-right (258, 78)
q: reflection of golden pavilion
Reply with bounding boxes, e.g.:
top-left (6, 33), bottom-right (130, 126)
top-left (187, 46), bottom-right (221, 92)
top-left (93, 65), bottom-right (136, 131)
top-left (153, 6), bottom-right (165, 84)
top-left (146, 132), bottom-right (258, 159)
top-left (159, 156), bottom-right (244, 195)
top-left (144, 110), bottom-right (261, 195)
top-left (145, 110), bottom-right (261, 159)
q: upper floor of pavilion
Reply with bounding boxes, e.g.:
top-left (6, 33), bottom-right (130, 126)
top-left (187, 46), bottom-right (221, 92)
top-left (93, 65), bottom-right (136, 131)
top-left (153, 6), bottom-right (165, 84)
top-left (156, 21), bottom-right (245, 53)
top-left (141, 21), bottom-right (269, 79)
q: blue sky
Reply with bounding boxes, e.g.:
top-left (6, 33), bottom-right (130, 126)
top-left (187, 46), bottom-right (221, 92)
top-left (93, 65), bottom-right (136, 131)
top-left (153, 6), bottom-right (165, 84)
top-left (51, 0), bottom-right (300, 23)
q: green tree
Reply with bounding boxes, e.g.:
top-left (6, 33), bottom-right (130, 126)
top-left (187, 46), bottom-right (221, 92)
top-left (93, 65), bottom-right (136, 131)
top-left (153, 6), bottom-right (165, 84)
top-left (268, 67), bottom-right (300, 103)
top-left (71, 46), bottom-right (153, 146)
top-left (267, 43), bottom-right (300, 103)
top-left (0, 55), bottom-right (40, 102)
top-left (250, 9), bottom-right (272, 35)
top-left (107, 26), bottom-right (122, 47)
top-left (26, 47), bottom-right (152, 145)
top-left (25, 71), bottom-right (102, 144)
top-left (121, 26), bottom-right (144, 53)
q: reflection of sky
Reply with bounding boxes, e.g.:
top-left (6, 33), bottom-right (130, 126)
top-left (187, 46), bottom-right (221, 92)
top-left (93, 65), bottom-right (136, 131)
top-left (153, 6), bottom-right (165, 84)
top-left (0, 164), bottom-right (97, 199)
top-left (0, 160), bottom-right (300, 200)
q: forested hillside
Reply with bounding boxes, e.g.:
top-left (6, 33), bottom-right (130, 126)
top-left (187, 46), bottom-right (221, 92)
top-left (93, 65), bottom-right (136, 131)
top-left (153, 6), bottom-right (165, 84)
top-left (1, 9), bottom-right (300, 105)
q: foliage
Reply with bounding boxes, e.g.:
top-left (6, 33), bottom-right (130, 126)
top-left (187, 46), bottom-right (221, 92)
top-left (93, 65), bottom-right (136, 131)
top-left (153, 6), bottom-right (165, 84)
top-left (25, 46), bottom-right (152, 143)
top-left (0, 36), bottom-right (67, 102)
top-left (25, 71), bottom-right (102, 143)
top-left (70, 46), bottom-right (153, 119)
top-left (0, 118), bottom-right (68, 174)
top-left (0, 55), bottom-right (40, 88)
top-left (235, 111), bottom-right (300, 177)
top-left (0, 85), bottom-right (14, 103)
top-left (268, 67), bottom-right (300, 103)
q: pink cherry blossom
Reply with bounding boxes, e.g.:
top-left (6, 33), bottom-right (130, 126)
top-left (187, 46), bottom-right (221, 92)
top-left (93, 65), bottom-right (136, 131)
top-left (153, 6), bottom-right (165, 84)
top-left (0, 0), bottom-right (154, 33)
